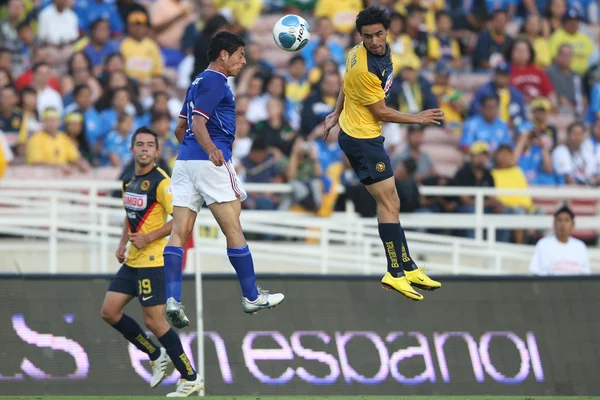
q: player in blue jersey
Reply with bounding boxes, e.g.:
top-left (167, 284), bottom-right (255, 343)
top-left (162, 32), bottom-right (284, 329)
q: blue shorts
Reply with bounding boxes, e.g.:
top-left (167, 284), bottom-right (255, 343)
top-left (108, 264), bottom-right (167, 307)
top-left (338, 129), bottom-right (393, 185)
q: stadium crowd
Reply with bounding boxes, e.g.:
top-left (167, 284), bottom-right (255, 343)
top-left (0, 0), bottom-right (599, 244)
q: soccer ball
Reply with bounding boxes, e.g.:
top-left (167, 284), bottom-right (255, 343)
top-left (272, 14), bottom-right (311, 52)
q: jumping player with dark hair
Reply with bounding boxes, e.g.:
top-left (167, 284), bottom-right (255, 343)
top-left (163, 32), bottom-right (284, 329)
top-left (324, 6), bottom-right (445, 301)
top-left (101, 126), bottom-right (203, 397)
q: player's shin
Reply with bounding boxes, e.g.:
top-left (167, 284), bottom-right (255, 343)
top-left (158, 328), bottom-right (197, 381)
top-left (111, 314), bottom-right (161, 361)
top-left (227, 245), bottom-right (259, 301)
top-left (163, 246), bottom-right (184, 302)
top-left (378, 223), bottom-right (417, 276)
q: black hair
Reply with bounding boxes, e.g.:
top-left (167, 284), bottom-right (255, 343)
top-left (403, 157), bottom-right (418, 175)
top-left (68, 52), bottom-right (93, 76)
top-left (90, 18), bottom-right (109, 32)
top-left (16, 20), bottom-right (31, 32)
top-left (288, 55), bottom-right (305, 65)
top-left (567, 120), bottom-right (585, 135)
top-left (251, 136), bottom-right (267, 151)
top-left (356, 5), bottom-right (391, 34)
top-left (435, 10), bottom-right (452, 21)
top-left (554, 205), bottom-right (575, 221)
top-left (32, 62), bottom-right (49, 73)
top-left (152, 74), bottom-right (169, 86)
top-left (505, 38), bottom-right (536, 66)
top-left (480, 94), bottom-right (499, 106)
top-left (131, 126), bottom-right (159, 148)
top-left (0, 47), bottom-right (10, 55)
top-left (104, 52), bottom-right (124, 67)
top-left (117, 111), bottom-right (132, 124)
top-left (64, 109), bottom-right (91, 161)
top-left (151, 111), bottom-right (171, 123)
top-left (207, 31), bottom-right (245, 62)
top-left (203, 14), bottom-right (228, 38)
top-left (1, 83), bottom-right (17, 94)
top-left (73, 83), bottom-right (91, 98)
top-left (496, 143), bottom-right (513, 152)
top-left (0, 67), bottom-right (14, 86)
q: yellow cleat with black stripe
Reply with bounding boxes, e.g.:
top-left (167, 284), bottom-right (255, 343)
top-left (405, 268), bottom-right (442, 291)
top-left (381, 272), bottom-right (424, 301)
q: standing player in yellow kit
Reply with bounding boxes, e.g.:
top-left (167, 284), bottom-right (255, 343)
top-left (324, 6), bottom-right (444, 301)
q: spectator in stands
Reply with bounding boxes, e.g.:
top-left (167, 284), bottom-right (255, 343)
top-left (63, 110), bottom-right (93, 163)
top-left (64, 84), bottom-right (104, 152)
top-left (428, 11), bottom-right (461, 70)
top-left (191, 14), bottom-right (228, 79)
top-left (552, 120), bottom-right (595, 185)
top-left (470, 61), bottom-right (526, 128)
top-left (247, 74), bottom-right (299, 130)
top-left (104, 112), bottom-right (134, 167)
top-left (141, 75), bottom-right (181, 117)
top-left (64, 52), bottom-right (102, 105)
top-left (452, 141), bottom-right (511, 242)
top-left (120, 11), bottom-right (164, 83)
top-left (387, 12), bottom-right (417, 70)
top-left (393, 125), bottom-right (436, 183)
top-left (0, 0), bottom-right (24, 68)
top-left (472, 10), bottom-right (514, 71)
top-left (314, 0), bottom-right (362, 34)
top-left (241, 137), bottom-right (284, 211)
top-left (233, 113), bottom-right (252, 166)
top-left (15, 21), bottom-right (35, 77)
top-left (148, 0), bottom-right (192, 51)
top-left (583, 58), bottom-right (600, 101)
top-left (100, 87), bottom-right (135, 138)
top-left (20, 86), bottom-right (41, 138)
top-left (394, 157), bottom-right (421, 213)
top-left (521, 14), bottom-right (551, 68)
top-left (252, 97), bottom-right (296, 157)
top-left (514, 120), bottom-right (557, 185)
top-left (0, 85), bottom-right (24, 154)
top-left (285, 55), bottom-right (310, 109)
top-left (586, 81), bottom-right (600, 124)
top-left (151, 111), bottom-right (178, 170)
top-left (530, 97), bottom-right (558, 150)
top-left (301, 17), bottom-right (345, 70)
top-left (244, 41), bottom-right (275, 78)
top-left (389, 64), bottom-right (438, 116)
top-left (0, 128), bottom-right (13, 178)
top-left (308, 57), bottom-right (339, 87)
top-left (549, 8), bottom-right (595, 75)
top-left (0, 68), bottom-right (12, 89)
top-left (529, 205), bottom-right (591, 275)
top-left (32, 62), bottom-right (63, 116)
top-left (96, 70), bottom-right (140, 113)
top-left (38, 0), bottom-right (79, 47)
top-left (544, 0), bottom-right (568, 36)
top-left (81, 19), bottom-right (120, 74)
top-left (461, 95), bottom-right (512, 153)
top-left (583, 119), bottom-right (600, 180)
top-left (15, 45), bottom-right (61, 92)
top-left (416, 175), bottom-right (457, 225)
top-left (403, 6), bottom-right (429, 59)
top-left (431, 62), bottom-right (464, 135)
top-left (300, 72), bottom-right (341, 137)
top-left (506, 39), bottom-right (557, 106)
top-left (116, 0), bottom-right (150, 29)
top-left (492, 143), bottom-right (545, 243)
top-left (283, 138), bottom-right (324, 212)
top-left (26, 108), bottom-right (89, 174)
top-left (546, 44), bottom-right (585, 116)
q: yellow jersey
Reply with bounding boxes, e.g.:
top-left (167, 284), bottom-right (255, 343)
top-left (339, 43), bottom-right (394, 139)
top-left (491, 166), bottom-right (533, 209)
top-left (123, 167), bottom-right (173, 268)
top-left (120, 37), bottom-right (164, 83)
top-left (314, 0), bottom-right (362, 34)
top-left (548, 29), bottom-right (595, 75)
top-left (26, 130), bottom-right (80, 165)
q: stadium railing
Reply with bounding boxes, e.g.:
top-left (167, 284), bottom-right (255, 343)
top-left (1, 179), bottom-right (599, 275)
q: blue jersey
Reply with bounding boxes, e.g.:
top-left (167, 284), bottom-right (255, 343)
top-left (178, 69), bottom-right (236, 161)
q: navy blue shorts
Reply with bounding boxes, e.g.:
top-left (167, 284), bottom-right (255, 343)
top-left (338, 129), bottom-right (393, 185)
top-left (108, 264), bottom-right (166, 307)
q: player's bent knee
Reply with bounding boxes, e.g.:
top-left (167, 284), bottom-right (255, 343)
top-left (100, 307), bottom-right (121, 325)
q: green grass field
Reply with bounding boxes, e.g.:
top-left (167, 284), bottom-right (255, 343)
top-left (3, 397), bottom-right (600, 400)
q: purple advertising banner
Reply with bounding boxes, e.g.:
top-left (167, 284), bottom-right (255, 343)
top-left (0, 276), bottom-right (598, 396)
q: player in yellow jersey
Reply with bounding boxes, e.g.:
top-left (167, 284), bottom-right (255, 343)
top-left (324, 6), bottom-right (444, 301)
top-left (101, 127), bottom-right (203, 397)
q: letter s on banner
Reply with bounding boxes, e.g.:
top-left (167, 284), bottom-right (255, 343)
top-left (290, 331), bottom-right (340, 385)
top-left (243, 331), bottom-right (295, 384)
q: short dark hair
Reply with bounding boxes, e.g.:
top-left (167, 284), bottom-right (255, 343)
top-left (435, 10), bottom-right (451, 21)
top-left (480, 94), bottom-right (499, 106)
top-left (117, 111), bottom-right (132, 124)
top-left (356, 5), bottom-right (391, 34)
top-left (288, 55), bottom-right (305, 65)
top-left (1, 84), bottom-right (17, 94)
top-left (208, 31), bottom-right (245, 62)
top-left (505, 38), bottom-right (535, 66)
top-left (73, 83), bottom-right (90, 98)
top-left (567, 120), bottom-right (585, 135)
top-left (90, 18), bottom-right (109, 32)
top-left (32, 62), bottom-right (49, 73)
top-left (554, 205), bottom-right (574, 221)
top-left (131, 126), bottom-right (159, 148)
top-left (151, 111), bottom-right (171, 123)
top-left (0, 47), bottom-right (10, 55)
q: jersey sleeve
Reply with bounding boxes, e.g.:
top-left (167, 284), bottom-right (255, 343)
top-left (179, 99), bottom-right (187, 120)
top-left (156, 178), bottom-right (173, 215)
top-left (349, 72), bottom-right (386, 106)
top-left (192, 77), bottom-right (227, 120)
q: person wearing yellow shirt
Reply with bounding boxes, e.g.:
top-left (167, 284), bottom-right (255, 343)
top-left (521, 14), bottom-right (551, 68)
top-left (314, 0), bottom-right (362, 34)
top-left (549, 8), bottom-right (595, 75)
top-left (0, 129), bottom-right (13, 178)
top-left (285, 55), bottom-right (311, 107)
top-left (492, 144), bottom-right (545, 243)
top-left (431, 62), bottom-right (464, 135)
top-left (215, 0), bottom-right (262, 29)
top-left (427, 11), bottom-right (461, 69)
top-left (26, 109), bottom-right (90, 175)
top-left (120, 12), bottom-right (165, 83)
top-left (394, 0), bottom-right (445, 33)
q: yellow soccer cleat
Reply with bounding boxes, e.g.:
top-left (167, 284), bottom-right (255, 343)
top-left (404, 268), bottom-right (442, 291)
top-left (381, 272), bottom-right (424, 301)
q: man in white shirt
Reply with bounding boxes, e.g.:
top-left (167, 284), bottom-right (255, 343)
top-left (551, 121), bottom-right (595, 185)
top-left (32, 62), bottom-right (63, 116)
top-left (37, 0), bottom-right (79, 46)
top-left (529, 206), bottom-right (591, 275)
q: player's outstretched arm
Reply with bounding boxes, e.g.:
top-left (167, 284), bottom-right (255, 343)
top-left (191, 115), bottom-right (225, 166)
top-left (324, 81), bottom-right (345, 139)
top-left (367, 99), bottom-right (444, 125)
